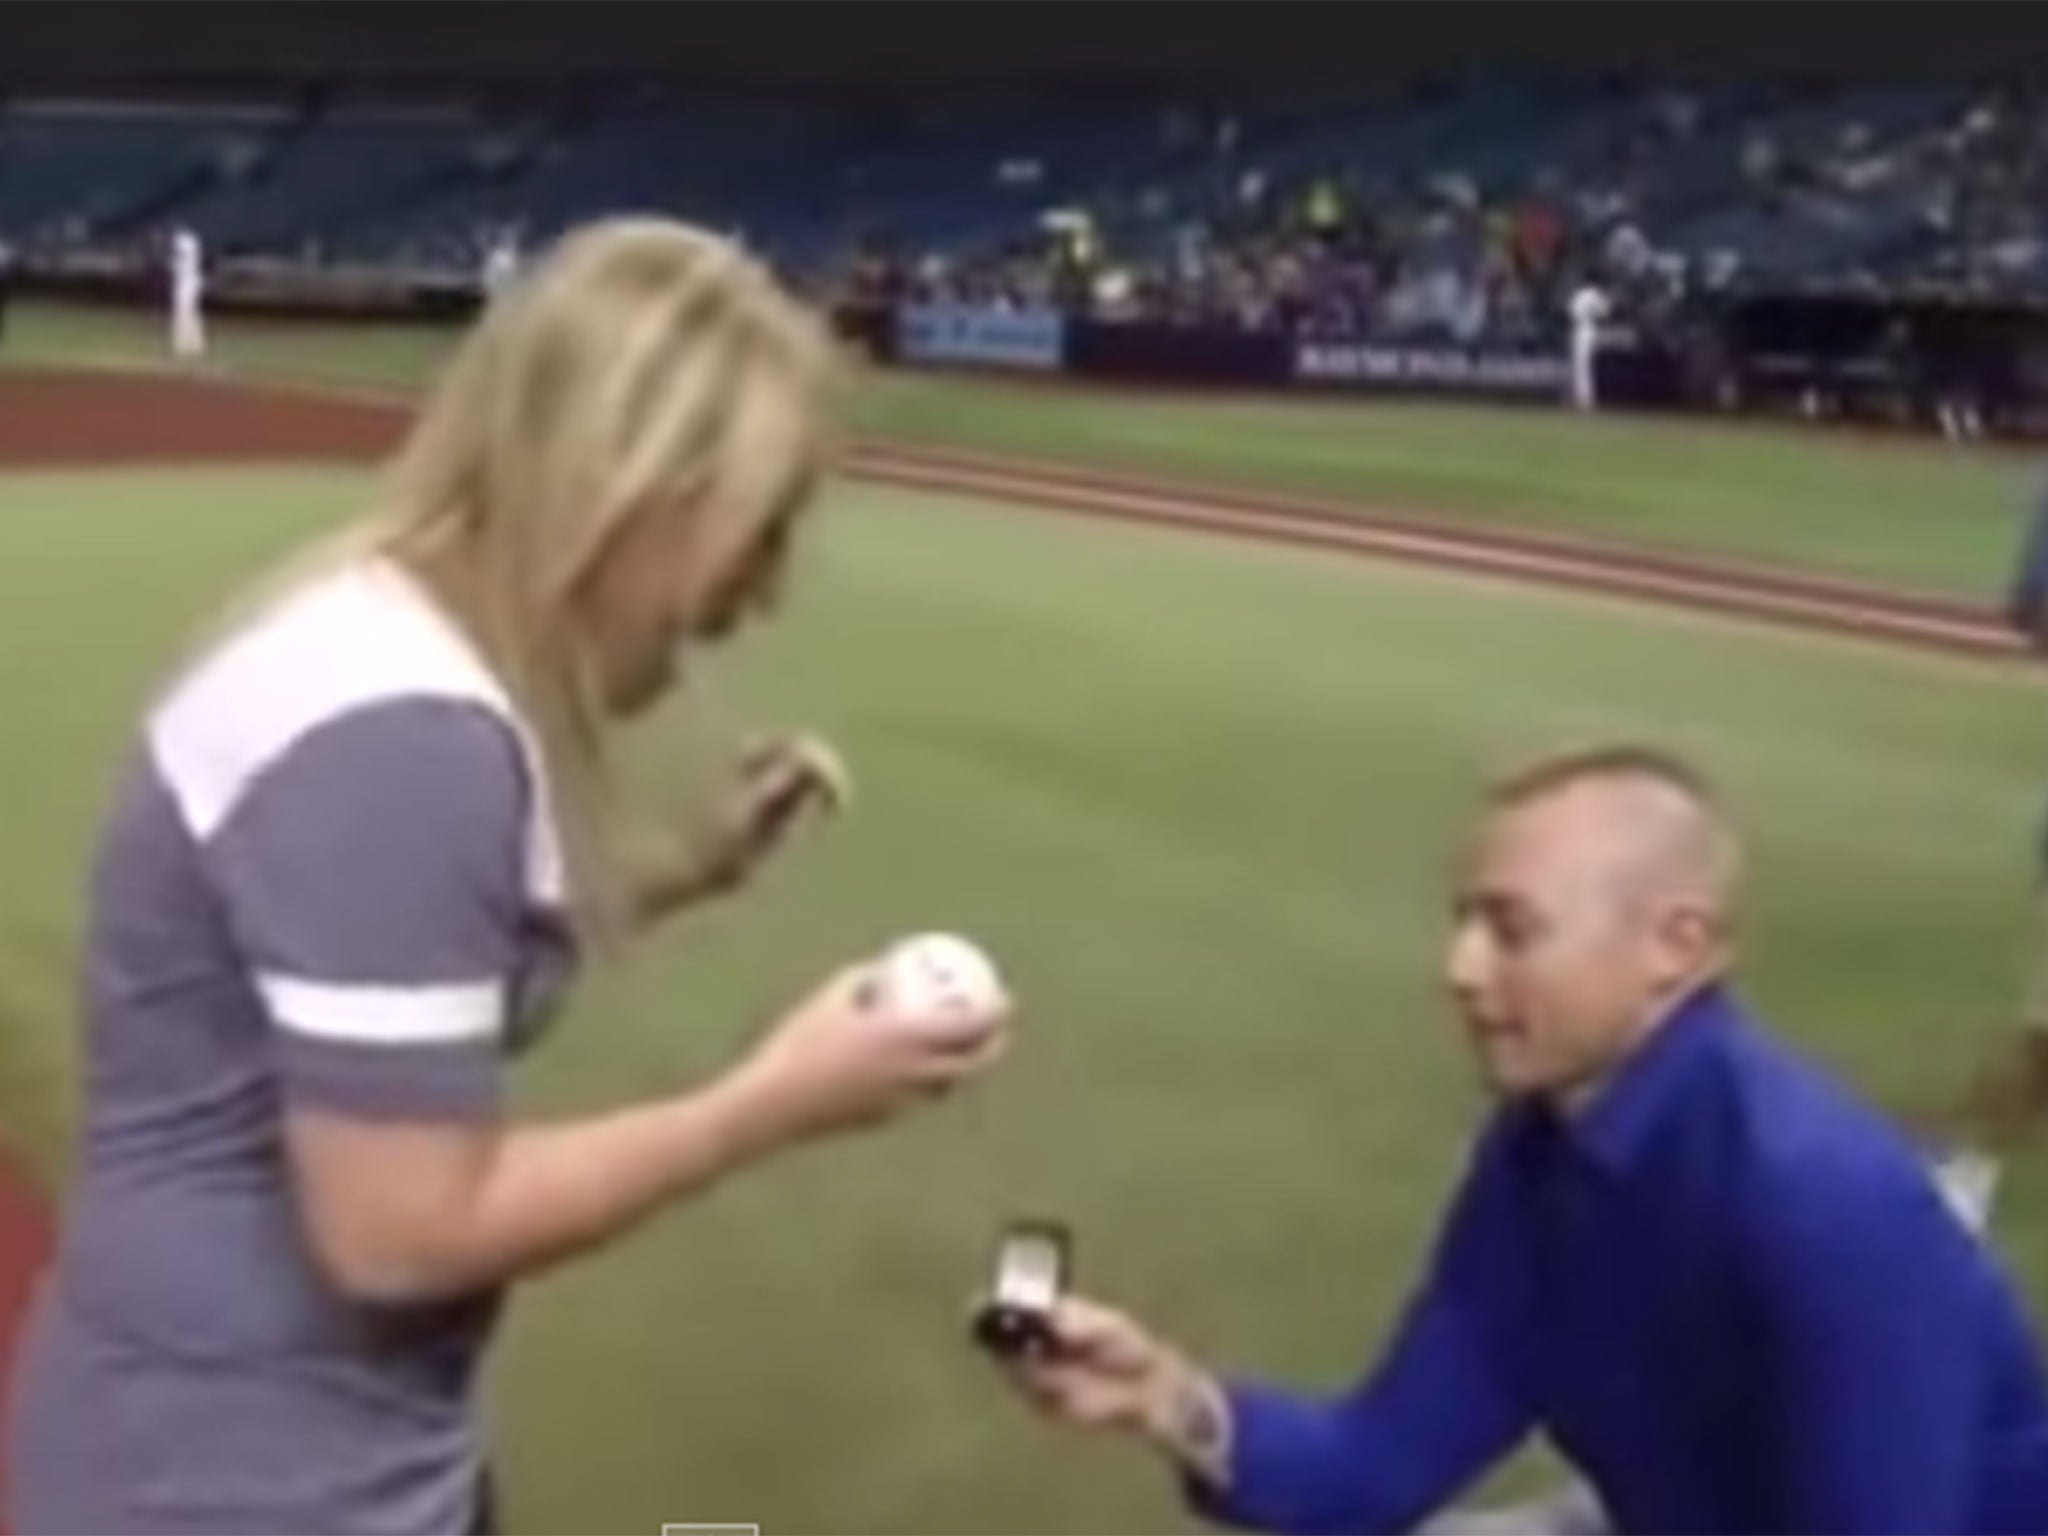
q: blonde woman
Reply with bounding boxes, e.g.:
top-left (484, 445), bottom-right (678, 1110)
top-left (5, 219), bottom-right (1010, 1536)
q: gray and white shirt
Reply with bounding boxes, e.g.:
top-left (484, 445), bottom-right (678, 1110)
top-left (8, 558), bottom-right (574, 1535)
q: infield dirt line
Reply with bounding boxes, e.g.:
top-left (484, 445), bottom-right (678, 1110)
top-left (848, 447), bottom-right (2026, 661)
top-left (182, 364), bottom-right (2032, 664)
top-left (854, 439), bottom-right (1995, 624)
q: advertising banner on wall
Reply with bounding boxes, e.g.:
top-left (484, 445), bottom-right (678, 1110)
top-left (896, 304), bottom-right (1066, 371)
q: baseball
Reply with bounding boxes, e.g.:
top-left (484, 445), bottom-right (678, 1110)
top-left (874, 932), bottom-right (1009, 1038)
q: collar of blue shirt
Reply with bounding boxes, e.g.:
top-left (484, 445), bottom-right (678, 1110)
top-left (1531, 982), bottom-right (1737, 1178)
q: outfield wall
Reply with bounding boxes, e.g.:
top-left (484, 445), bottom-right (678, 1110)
top-left (846, 290), bottom-right (2048, 438)
top-left (858, 299), bottom-right (1692, 409)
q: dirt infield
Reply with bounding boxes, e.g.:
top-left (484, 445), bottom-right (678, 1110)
top-left (0, 367), bottom-right (405, 465)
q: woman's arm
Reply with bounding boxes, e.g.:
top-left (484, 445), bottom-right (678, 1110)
top-left (287, 967), bottom-right (1006, 1302)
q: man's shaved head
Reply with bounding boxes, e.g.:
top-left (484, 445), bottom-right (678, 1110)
top-left (1447, 747), bottom-right (1744, 1113)
top-left (1490, 746), bottom-right (1744, 935)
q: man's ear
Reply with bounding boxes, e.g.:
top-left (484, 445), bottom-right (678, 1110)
top-left (1655, 900), bottom-right (1725, 987)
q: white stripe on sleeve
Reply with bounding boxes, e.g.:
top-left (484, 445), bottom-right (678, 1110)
top-left (257, 974), bottom-right (506, 1046)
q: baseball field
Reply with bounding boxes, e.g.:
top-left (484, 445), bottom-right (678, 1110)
top-left (0, 298), bottom-right (2042, 1533)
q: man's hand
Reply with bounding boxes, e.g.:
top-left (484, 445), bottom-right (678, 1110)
top-left (992, 1294), bottom-right (1234, 1486)
top-left (637, 734), bottom-right (850, 924)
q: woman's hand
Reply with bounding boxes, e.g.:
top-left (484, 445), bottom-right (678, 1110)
top-left (728, 962), bottom-right (1011, 1147)
top-left (637, 734), bottom-right (850, 924)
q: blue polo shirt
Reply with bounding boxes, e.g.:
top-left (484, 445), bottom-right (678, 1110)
top-left (1191, 986), bottom-right (2048, 1534)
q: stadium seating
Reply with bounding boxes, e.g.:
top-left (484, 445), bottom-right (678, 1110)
top-left (2, 82), bottom-right (2041, 322)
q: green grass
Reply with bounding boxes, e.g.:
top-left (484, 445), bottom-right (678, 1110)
top-left (3, 298), bottom-right (2034, 599)
top-left (0, 457), bottom-right (2044, 1532)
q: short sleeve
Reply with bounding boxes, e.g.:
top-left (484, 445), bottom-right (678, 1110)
top-left (203, 697), bottom-right (531, 1121)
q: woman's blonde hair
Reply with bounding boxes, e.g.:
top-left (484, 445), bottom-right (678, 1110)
top-left (206, 217), bottom-right (841, 951)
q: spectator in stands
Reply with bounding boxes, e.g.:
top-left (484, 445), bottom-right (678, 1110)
top-left (1305, 176), bottom-right (1346, 244)
top-left (986, 747), bottom-right (2048, 1535)
top-left (1512, 196), bottom-right (1566, 285)
top-left (5, 218), bottom-right (1011, 1536)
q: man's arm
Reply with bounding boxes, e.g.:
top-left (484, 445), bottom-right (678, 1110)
top-left (1004, 1133), bottom-right (1536, 1535)
top-left (1037, 1142), bottom-right (1535, 1536)
top-left (1177, 1279), bottom-right (1533, 1536)
top-left (1185, 1138), bottom-right (1539, 1535)
top-left (1752, 1164), bottom-right (1986, 1533)
top-left (1011, 1276), bottom-right (1529, 1536)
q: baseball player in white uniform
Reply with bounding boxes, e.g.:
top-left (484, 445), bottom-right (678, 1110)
top-left (1568, 282), bottom-right (1609, 412)
top-left (170, 226), bottom-right (206, 361)
top-left (480, 227), bottom-right (522, 302)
